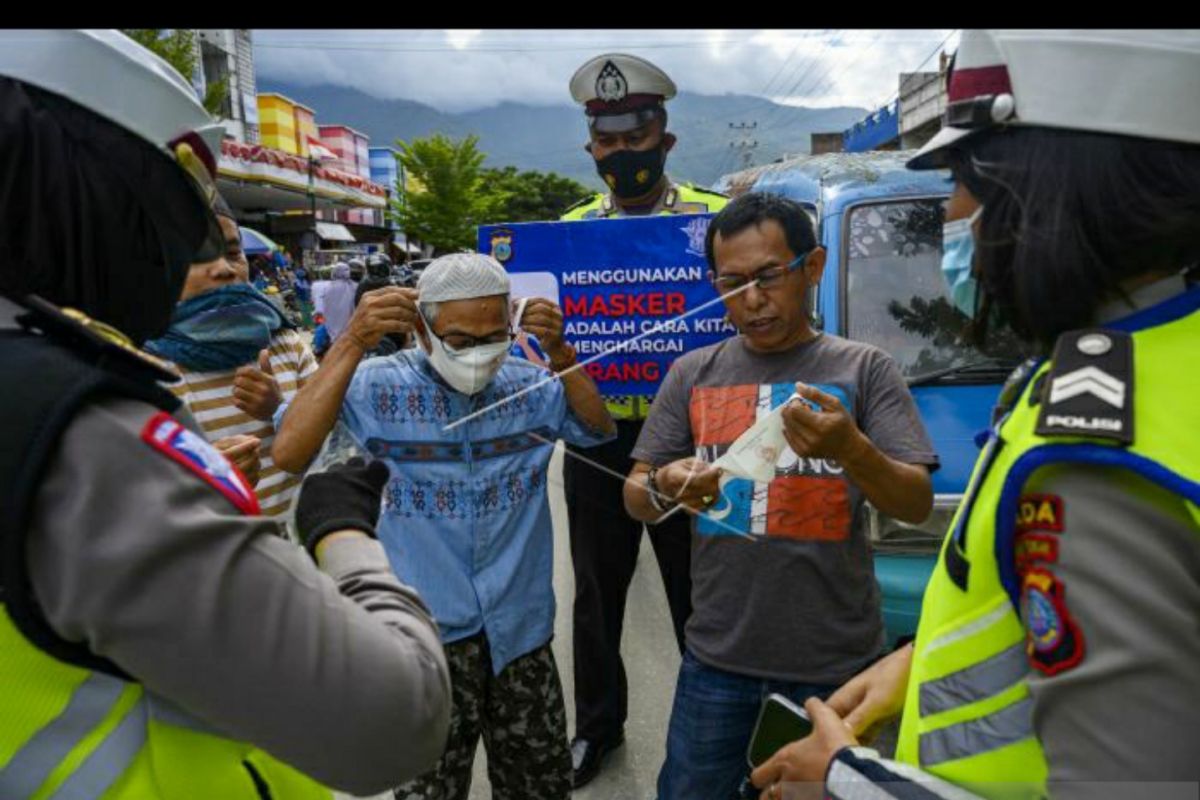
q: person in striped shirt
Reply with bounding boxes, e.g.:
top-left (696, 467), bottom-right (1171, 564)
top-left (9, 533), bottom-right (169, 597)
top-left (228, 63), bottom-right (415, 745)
top-left (146, 195), bottom-right (318, 520)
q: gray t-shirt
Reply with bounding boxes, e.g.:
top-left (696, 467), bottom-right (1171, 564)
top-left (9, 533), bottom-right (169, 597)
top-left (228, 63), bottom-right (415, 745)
top-left (633, 333), bottom-right (939, 684)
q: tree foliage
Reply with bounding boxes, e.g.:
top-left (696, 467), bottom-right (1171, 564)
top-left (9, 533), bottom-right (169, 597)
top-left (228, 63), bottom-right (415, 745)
top-left (388, 134), bottom-right (590, 253)
top-left (480, 166), bottom-right (590, 222)
top-left (388, 134), bottom-right (504, 254)
top-left (121, 29), bottom-right (227, 117)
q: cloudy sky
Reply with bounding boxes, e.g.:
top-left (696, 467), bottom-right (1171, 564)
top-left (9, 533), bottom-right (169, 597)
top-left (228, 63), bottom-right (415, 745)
top-left (253, 30), bottom-right (959, 113)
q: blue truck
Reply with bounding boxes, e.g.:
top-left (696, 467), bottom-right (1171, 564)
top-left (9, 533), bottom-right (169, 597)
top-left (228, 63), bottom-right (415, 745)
top-left (715, 152), bottom-right (1026, 646)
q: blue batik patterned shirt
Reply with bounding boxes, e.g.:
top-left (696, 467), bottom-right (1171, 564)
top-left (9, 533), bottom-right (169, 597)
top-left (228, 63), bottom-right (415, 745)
top-left (281, 348), bottom-right (612, 674)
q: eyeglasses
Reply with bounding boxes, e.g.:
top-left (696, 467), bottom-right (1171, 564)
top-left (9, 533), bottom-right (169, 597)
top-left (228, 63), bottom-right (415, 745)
top-left (712, 252), bottom-right (810, 294)
top-left (440, 331), bottom-right (515, 352)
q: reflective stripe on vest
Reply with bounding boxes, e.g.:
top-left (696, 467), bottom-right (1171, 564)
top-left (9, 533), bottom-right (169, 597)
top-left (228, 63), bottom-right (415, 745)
top-left (50, 699), bottom-right (147, 800)
top-left (0, 671), bottom-right (135, 796)
top-left (606, 395), bottom-right (650, 421)
top-left (918, 643), bottom-right (1027, 717)
top-left (919, 697), bottom-right (1035, 767)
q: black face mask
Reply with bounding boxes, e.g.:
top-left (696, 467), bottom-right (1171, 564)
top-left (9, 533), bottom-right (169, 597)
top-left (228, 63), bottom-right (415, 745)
top-left (594, 146), bottom-right (666, 200)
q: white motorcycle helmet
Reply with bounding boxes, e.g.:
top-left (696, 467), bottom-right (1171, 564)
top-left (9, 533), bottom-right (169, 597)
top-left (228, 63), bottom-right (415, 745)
top-left (909, 29), bottom-right (1200, 171)
top-left (0, 29), bottom-right (226, 261)
top-left (0, 30), bottom-right (229, 341)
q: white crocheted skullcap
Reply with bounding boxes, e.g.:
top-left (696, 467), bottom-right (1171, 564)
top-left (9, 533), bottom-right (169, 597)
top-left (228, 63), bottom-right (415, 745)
top-left (418, 252), bottom-right (510, 302)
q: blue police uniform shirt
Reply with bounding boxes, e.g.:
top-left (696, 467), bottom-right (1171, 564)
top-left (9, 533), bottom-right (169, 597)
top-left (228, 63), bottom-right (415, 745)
top-left (280, 348), bottom-right (612, 674)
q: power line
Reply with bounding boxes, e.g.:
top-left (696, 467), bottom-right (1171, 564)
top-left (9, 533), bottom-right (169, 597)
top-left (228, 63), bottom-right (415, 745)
top-left (252, 31), bottom-right (951, 54)
top-left (869, 29), bottom-right (958, 112)
top-left (756, 28), bottom-right (889, 138)
top-left (728, 121), bottom-right (759, 170)
top-left (750, 30), bottom-right (831, 99)
top-left (753, 30), bottom-right (845, 135)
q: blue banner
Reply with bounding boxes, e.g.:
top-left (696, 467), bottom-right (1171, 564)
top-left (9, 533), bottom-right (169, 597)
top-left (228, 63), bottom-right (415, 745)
top-left (479, 215), bottom-right (736, 398)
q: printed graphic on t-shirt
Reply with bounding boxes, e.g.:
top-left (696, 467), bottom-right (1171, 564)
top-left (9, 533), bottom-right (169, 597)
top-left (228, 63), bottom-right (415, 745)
top-left (688, 382), bottom-right (852, 540)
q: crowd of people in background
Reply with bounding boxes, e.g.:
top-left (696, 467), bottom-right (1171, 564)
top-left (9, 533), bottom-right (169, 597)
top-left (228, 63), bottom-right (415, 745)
top-left (2, 27), bottom-right (1197, 800)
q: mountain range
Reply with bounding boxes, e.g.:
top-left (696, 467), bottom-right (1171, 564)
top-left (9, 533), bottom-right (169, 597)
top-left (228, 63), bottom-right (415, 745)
top-left (258, 81), bottom-right (868, 191)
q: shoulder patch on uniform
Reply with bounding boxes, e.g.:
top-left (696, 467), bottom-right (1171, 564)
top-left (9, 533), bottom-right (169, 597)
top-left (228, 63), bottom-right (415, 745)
top-left (562, 194), bottom-right (603, 215)
top-left (1036, 329), bottom-right (1133, 444)
top-left (1021, 567), bottom-right (1085, 676)
top-left (140, 411), bottom-right (260, 515)
top-left (1016, 493), bottom-right (1064, 533)
top-left (1015, 532), bottom-right (1060, 574)
top-left (683, 182), bottom-right (730, 199)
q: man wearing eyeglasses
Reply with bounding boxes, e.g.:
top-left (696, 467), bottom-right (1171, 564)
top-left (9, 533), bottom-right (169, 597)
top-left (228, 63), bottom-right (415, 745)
top-left (273, 253), bottom-right (615, 799)
top-left (623, 192), bottom-right (937, 800)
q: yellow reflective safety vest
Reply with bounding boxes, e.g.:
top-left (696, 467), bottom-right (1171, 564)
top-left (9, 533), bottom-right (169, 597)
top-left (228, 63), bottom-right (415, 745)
top-left (0, 609), bottom-right (331, 799)
top-left (560, 182), bottom-right (729, 421)
top-left (0, 324), bottom-right (332, 800)
top-left (895, 288), bottom-right (1200, 798)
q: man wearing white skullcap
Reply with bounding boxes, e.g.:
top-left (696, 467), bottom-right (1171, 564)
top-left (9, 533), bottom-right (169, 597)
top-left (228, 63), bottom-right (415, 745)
top-left (274, 253), bottom-right (615, 799)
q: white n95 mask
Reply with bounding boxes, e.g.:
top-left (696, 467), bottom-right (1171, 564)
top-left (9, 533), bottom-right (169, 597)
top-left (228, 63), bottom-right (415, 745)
top-left (420, 313), bottom-right (510, 396)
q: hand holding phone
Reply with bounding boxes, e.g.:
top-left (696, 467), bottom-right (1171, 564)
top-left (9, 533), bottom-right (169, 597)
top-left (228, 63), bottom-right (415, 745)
top-left (747, 693), bottom-right (814, 768)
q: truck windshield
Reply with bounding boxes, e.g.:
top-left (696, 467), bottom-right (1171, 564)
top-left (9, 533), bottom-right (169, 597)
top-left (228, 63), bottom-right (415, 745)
top-left (843, 198), bottom-right (1026, 381)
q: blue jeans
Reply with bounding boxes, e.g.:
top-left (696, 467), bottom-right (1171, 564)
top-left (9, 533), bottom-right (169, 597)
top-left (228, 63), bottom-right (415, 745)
top-left (656, 650), bottom-right (839, 800)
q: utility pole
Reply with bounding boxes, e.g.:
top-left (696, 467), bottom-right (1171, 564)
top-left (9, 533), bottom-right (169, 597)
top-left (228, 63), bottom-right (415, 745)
top-left (729, 121), bottom-right (759, 170)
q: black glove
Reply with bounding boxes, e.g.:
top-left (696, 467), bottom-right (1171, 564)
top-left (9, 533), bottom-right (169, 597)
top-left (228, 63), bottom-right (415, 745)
top-left (295, 457), bottom-right (390, 555)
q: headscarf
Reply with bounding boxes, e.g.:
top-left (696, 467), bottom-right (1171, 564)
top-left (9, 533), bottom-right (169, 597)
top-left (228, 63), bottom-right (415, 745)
top-left (0, 78), bottom-right (219, 344)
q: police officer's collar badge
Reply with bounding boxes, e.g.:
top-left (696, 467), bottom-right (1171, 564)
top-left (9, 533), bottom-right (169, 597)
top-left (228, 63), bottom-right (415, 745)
top-left (141, 411), bottom-right (261, 515)
top-left (16, 295), bottom-right (179, 383)
top-left (59, 308), bottom-right (178, 375)
top-left (596, 60), bottom-right (628, 103)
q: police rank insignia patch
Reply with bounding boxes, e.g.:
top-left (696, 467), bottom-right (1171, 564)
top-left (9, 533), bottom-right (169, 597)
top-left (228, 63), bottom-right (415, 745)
top-left (1021, 567), bottom-right (1085, 676)
top-left (596, 60), bottom-right (628, 103)
top-left (1036, 329), bottom-right (1133, 444)
top-left (141, 411), bottom-right (260, 515)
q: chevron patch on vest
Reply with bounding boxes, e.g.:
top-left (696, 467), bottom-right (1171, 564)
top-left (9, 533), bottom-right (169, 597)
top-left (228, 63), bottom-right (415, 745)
top-left (141, 411), bottom-right (260, 515)
top-left (1036, 329), bottom-right (1133, 444)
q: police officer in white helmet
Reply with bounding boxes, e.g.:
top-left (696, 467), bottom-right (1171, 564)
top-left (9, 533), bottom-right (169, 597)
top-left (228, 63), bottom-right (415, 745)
top-left (750, 29), bottom-right (1200, 800)
top-left (559, 52), bottom-right (730, 789)
top-left (0, 30), bottom-right (450, 799)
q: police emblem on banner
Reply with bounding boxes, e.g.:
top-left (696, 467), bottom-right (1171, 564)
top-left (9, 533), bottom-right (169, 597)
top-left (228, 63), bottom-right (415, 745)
top-left (490, 229), bottom-right (514, 263)
top-left (681, 217), bottom-right (710, 257)
top-left (596, 60), bottom-right (628, 103)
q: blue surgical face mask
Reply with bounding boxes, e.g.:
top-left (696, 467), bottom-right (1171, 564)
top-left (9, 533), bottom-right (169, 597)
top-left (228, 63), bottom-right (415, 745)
top-left (941, 206), bottom-right (984, 317)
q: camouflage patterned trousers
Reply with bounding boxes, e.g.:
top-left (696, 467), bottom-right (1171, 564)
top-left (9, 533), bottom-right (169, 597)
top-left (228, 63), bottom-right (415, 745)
top-left (393, 634), bottom-right (571, 800)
